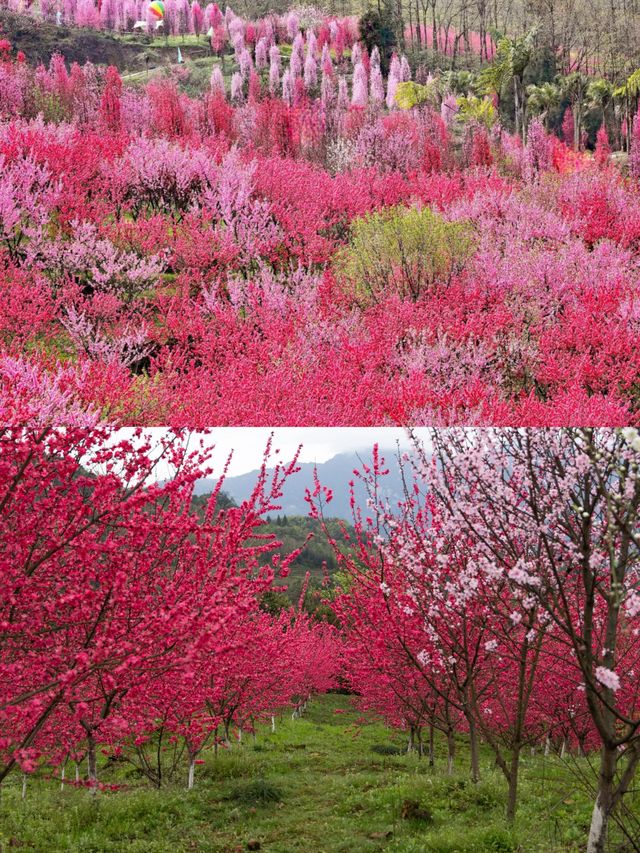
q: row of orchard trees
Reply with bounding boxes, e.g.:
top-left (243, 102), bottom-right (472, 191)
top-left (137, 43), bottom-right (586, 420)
top-left (0, 427), bottom-right (338, 793)
top-left (315, 430), bottom-right (640, 853)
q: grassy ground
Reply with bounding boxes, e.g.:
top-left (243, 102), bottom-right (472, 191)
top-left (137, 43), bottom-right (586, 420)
top-left (0, 694), bottom-right (634, 853)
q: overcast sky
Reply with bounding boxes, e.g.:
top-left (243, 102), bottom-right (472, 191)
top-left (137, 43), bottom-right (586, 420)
top-left (111, 428), bottom-right (432, 480)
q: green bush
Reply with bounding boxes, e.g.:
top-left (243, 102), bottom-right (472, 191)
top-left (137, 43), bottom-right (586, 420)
top-left (371, 744), bottom-right (406, 756)
top-left (334, 206), bottom-right (475, 305)
top-left (230, 779), bottom-right (282, 805)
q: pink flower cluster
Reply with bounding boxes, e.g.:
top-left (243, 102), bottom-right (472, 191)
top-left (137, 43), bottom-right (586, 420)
top-left (0, 54), bottom-right (637, 426)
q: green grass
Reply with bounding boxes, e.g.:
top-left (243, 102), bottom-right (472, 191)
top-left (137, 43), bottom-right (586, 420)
top-left (0, 694), bottom-right (635, 852)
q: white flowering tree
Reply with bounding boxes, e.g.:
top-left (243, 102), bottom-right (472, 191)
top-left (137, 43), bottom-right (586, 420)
top-left (425, 428), bottom-right (640, 853)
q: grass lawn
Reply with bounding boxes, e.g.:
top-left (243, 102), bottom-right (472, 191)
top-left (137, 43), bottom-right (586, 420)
top-left (0, 693), bottom-right (635, 852)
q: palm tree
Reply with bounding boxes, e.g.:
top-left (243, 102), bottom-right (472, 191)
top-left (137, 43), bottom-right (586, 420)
top-left (586, 78), bottom-right (614, 148)
top-left (441, 69), bottom-right (479, 97)
top-left (587, 78), bottom-right (613, 124)
top-left (558, 71), bottom-right (589, 152)
top-left (613, 69), bottom-right (640, 151)
top-left (480, 27), bottom-right (538, 140)
top-left (526, 81), bottom-right (560, 130)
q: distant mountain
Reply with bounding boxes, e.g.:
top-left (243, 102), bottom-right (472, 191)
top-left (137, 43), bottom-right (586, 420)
top-left (193, 450), bottom-right (409, 519)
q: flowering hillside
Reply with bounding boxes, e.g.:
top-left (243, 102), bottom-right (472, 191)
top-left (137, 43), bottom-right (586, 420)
top-left (0, 35), bottom-right (639, 425)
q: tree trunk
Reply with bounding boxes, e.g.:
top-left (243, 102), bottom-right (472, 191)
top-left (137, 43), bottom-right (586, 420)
top-left (587, 745), bottom-right (617, 853)
top-left (187, 757), bottom-right (195, 790)
top-left (428, 724), bottom-right (435, 767)
top-left (468, 716), bottom-right (480, 783)
top-left (60, 764), bottom-right (65, 792)
top-left (271, 716), bottom-right (276, 733)
top-left (506, 745), bottom-right (521, 823)
top-left (87, 733), bottom-right (98, 788)
top-left (446, 729), bottom-right (455, 775)
top-left (21, 774), bottom-right (27, 800)
top-left (407, 726), bottom-right (415, 754)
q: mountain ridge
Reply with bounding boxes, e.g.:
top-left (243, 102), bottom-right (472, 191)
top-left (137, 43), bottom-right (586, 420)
top-left (194, 450), bottom-right (408, 519)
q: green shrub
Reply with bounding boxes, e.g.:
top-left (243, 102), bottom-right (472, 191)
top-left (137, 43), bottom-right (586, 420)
top-left (334, 206), bottom-right (475, 305)
top-left (370, 744), bottom-right (405, 756)
top-left (230, 779), bottom-right (282, 805)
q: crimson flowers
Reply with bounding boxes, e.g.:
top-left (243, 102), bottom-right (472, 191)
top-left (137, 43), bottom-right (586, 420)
top-left (1, 53), bottom-right (640, 425)
top-left (0, 427), bottom-right (337, 789)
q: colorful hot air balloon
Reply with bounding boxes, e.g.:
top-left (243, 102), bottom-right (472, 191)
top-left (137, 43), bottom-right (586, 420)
top-left (149, 1), bottom-right (164, 19)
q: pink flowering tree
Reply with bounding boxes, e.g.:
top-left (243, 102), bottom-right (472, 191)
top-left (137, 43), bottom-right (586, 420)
top-left (426, 428), bottom-right (640, 853)
top-left (351, 61), bottom-right (367, 107)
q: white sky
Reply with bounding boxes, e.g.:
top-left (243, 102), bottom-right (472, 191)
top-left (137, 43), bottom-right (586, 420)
top-left (112, 428), bottom-right (432, 480)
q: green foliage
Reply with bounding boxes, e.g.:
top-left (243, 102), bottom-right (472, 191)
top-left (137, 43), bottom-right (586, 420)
top-left (359, 8), bottom-right (396, 73)
top-left (479, 28), bottom-right (539, 134)
top-left (257, 515), bottom-right (352, 611)
top-left (456, 95), bottom-right (498, 127)
top-left (613, 67), bottom-right (640, 99)
top-left (259, 589), bottom-right (292, 615)
top-left (441, 69), bottom-right (479, 96)
top-left (587, 77), bottom-right (613, 110)
top-left (371, 743), bottom-right (406, 755)
top-left (559, 71), bottom-right (589, 104)
top-left (526, 81), bottom-right (561, 118)
top-left (394, 80), bottom-right (438, 110)
top-left (190, 489), bottom-right (237, 515)
top-left (334, 206), bottom-right (476, 305)
top-left (230, 779), bottom-right (283, 805)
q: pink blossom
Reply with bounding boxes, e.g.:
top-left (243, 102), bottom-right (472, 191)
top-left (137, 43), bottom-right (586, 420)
top-left (595, 666), bottom-right (620, 692)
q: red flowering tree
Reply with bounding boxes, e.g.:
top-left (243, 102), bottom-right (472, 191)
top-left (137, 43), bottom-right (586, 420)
top-left (0, 426), bottom-right (301, 788)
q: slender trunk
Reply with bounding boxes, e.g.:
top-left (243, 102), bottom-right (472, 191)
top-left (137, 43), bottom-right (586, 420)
top-left (560, 738), bottom-right (566, 759)
top-left (446, 729), bottom-right (455, 775)
top-left (60, 764), bottom-right (65, 792)
top-left (416, 727), bottom-right (424, 758)
top-left (271, 716), bottom-right (276, 733)
top-left (506, 745), bottom-right (521, 823)
top-left (544, 736), bottom-right (550, 757)
top-left (75, 763), bottom-right (80, 783)
top-left (187, 757), bottom-right (195, 790)
top-left (428, 723), bottom-right (435, 768)
top-left (407, 726), bottom-right (415, 754)
top-left (587, 744), bottom-right (617, 853)
top-left (87, 733), bottom-right (98, 789)
top-left (21, 774), bottom-right (27, 800)
top-left (468, 716), bottom-right (480, 783)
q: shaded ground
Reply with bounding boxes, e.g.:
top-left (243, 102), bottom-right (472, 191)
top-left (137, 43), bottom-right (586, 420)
top-left (0, 693), bottom-right (635, 852)
top-left (0, 10), bottom-right (213, 73)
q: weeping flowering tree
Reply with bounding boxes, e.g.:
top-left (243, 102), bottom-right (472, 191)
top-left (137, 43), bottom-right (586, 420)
top-left (425, 428), bottom-right (640, 853)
